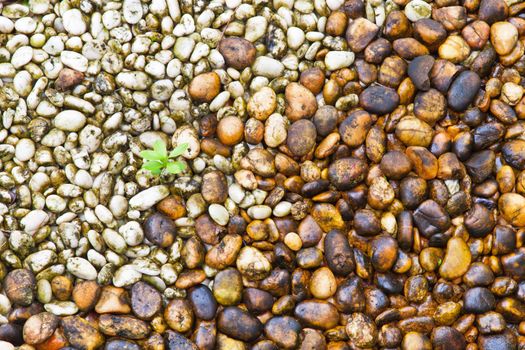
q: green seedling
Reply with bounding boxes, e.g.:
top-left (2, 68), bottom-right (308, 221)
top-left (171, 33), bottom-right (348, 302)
top-left (140, 140), bottom-right (189, 175)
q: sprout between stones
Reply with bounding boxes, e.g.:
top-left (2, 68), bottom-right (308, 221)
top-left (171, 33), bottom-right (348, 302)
top-left (140, 140), bottom-right (189, 175)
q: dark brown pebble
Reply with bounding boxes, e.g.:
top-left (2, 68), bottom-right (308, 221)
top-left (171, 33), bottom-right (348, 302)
top-left (287, 119), bottom-right (317, 157)
top-left (359, 85), bottom-right (400, 115)
top-left (408, 55), bottom-right (435, 91)
top-left (324, 230), bottom-right (355, 276)
top-left (294, 300), bottom-right (339, 330)
top-left (131, 281), bottom-right (162, 320)
top-left (431, 326), bottom-right (466, 350)
top-left (478, 330), bottom-right (517, 350)
top-left (478, 0), bottom-right (508, 24)
top-left (502, 140), bottom-right (525, 170)
top-left (370, 235), bottom-right (398, 272)
top-left (463, 287), bottom-right (496, 314)
top-left (165, 330), bottom-right (198, 350)
top-left (143, 212), bottom-right (176, 248)
top-left (243, 288), bottom-right (274, 314)
top-left (4, 269), bottom-right (35, 306)
top-left (328, 157), bottom-right (368, 190)
top-left (464, 203), bottom-right (495, 238)
top-left (464, 150), bottom-right (495, 183)
top-left (188, 285), bottom-right (217, 321)
top-left (335, 276), bottom-right (365, 313)
top-left (264, 316), bottom-right (301, 349)
top-left (413, 200), bottom-right (450, 238)
top-left (379, 150), bottom-right (412, 180)
top-left (353, 209), bottom-right (381, 236)
top-left (0, 324), bottom-right (23, 345)
top-left (447, 70), bottom-right (481, 112)
top-left (218, 37), bottom-right (256, 70)
top-left (217, 306), bottom-right (263, 342)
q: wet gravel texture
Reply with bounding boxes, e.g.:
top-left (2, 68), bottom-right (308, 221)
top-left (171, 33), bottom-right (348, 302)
top-left (0, 0), bottom-right (525, 349)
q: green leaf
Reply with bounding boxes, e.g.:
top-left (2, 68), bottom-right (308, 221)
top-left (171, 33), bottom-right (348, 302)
top-left (169, 143), bottom-right (189, 158)
top-left (142, 161), bottom-right (164, 172)
top-left (165, 161), bottom-right (186, 174)
top-left (153, 140), bottom-right (167, 158)
top-left (140, 150), bottom-right (165, 161)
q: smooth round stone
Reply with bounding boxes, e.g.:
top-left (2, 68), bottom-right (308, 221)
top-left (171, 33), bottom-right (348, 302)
top-left (325, 51), bottom-right (355, 71)
top-left (15, 139), bottom-right (35, 162)
top-left (447, 70), bottom-right (481, 112)
top-left (62, 9), bottom-right (86, 35)
top-left (405, 0), bottom-right (432, 21)
top-left (439, 237), bottom-right (471, 280)
top-left (123, 0), bottom-right (143, 24)
top-left (54, 110), bottom-right (86, 131)
top-left (247, 205), bottom-right (272, 220)
top-left (287, 27), bottom-right (305, 50)
top-left (359, 85), bottom-right (400, 115)
top-left (209, 204), bottom-right (229, 226)
top-left (11, 46), bottom-right (32, 68)
top-left (66, 257), bottom-right (97, 280)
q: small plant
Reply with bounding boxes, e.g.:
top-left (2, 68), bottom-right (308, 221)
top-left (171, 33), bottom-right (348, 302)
top-left (140, 140), bottom-right (189, 175)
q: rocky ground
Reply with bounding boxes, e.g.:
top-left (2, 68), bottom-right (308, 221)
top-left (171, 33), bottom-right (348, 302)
top-left (0, 0), bottom-right (525, 349)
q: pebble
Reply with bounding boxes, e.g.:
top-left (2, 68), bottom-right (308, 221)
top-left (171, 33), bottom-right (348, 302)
top-left (236, 246), bottom-right (271, 280)
top-left (325, 51), bottom-right (355, 71)
top-left (62, 9), bottom-right (86, 35)
top-left (218, 37), bottom-right (256, 70)
top-left (405, 0), bottom-right (432, 21)
top-left (66, 257), bottom-right (97, 280)
top-left (54, 110), bottom-right (86, 132)
top-left (439, 237), bottom-right (472, 280)
top-left (252, 56), bottom-right (284, 78)
top-left (208, 204), bottom-right (230, 225)
top-left (129, 186), bottom-right (170, 211)
top-left (188, 72), bottom-right (221, 103)
top-left (490, 22), bottom-right (518, 56)
top-left (22, 312), bottom-right (59, 345)
top-left (218, 307), bottom-right (263, 342)
top-left (62, 316), bottom-right (105, 350)
top-left (359, 85), bottom-right (400, 115)
top-left (60, 51), bottom-right (88, 72)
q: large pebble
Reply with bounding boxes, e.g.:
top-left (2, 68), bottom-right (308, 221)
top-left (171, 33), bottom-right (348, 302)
top-left (98, 314), bottom-right (150, 340)
top-left (236, 246), bottom-right (271, 280)
top-left (490, 22), bottom-right (518, 56)
top-left (188, 72), bottom-right (221, 103)
top-left (447, 70), bottom-right (481, 112)
top-left (439, 237), bottom-right (472, 280)
top-left (328, 157), bottom-right (368, 190)
top-left (218, 37), bottom-right (256, 70)
top-left (23, 312), bottom-right (59, 345)
top-left (325, 51), bottom-right (355, 71)
top-left (217, 306), bottom-right (263, 342)
top-left (359, 85), bottom-right (399, 115)
top-left (62, 9), bottom-right (86, 35)
top-left (62, 316), bottom-right (105, 350)
top-left (54, 110), bottom-right (86, 132)
top-left (129, 185), bottom-right (170, 211)
top-left (294, 300), bottom-right (339, 330)
top-left (499, 193), bottom-right (525, 227)
top-left (66, 257), bottom-right (97, 280)
top-left (123, 0), bottom-right (143, 24)
top-left (252, 56), bottom-right (284, 78)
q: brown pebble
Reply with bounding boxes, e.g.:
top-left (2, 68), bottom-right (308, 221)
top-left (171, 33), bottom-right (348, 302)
top-left (188, 72), bottom-right (221, 103)
top-left (218, 37), bottom-right (256, 70)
